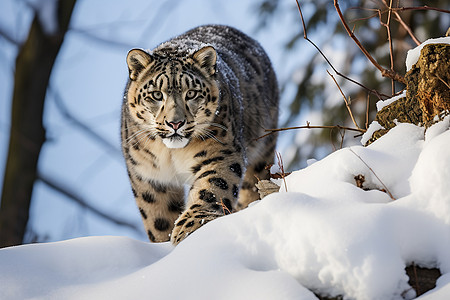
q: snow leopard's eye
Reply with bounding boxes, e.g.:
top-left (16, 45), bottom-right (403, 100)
top-left (150, 91), bottom-right (163, 101)
top-left (185, 90), bottom-right (198, 101)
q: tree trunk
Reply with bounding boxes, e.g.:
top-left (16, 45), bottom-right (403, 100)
top-left (0, 0), bottom-right (77, 248)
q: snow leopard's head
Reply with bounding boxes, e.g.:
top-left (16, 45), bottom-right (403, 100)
top-left (125, 46), bottom-right (219, 149)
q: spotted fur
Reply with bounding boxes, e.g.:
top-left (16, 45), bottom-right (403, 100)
top-left (121, 25), bottom-right (278, 245)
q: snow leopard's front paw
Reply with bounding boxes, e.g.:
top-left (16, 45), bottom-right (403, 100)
top-left (170, 208), bottom-right (222, 245)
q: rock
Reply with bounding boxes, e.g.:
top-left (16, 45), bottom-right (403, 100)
top-left (364, 96), bottom-right (422, 146)
top-left (405, 265), bottom-right (441, 297)
top-left (255, 180), bottom-right (280, 199)
top-left (365, 42), bottom-right (449, 146)
top-left (406, 43), bottom-right (450, 125)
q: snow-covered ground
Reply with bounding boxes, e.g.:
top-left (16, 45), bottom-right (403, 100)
top-left (2, 37), bottom-right (450, 300)
top-left (1, 114), bottom-right (450, 299)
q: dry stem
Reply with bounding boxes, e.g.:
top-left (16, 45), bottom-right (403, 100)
top-left (365, 94), bottom-right (370, 130)
top-left (394, 6), bottom-right (450, 14)
top-left (326, 70), bottom-right (362, 130)
top-left (352, 6), bottom-right (421, 46)
top-left (348, 148), bottom-right (395, 200)
top-left (275, 151), bottom-right (288, 192)
top-left (380, 0), bottom-right (396, 94)
top-left (334, 0), bottom-right (406, 84)
top-left (392, 11), bottom-right (421, 46)
top-left (218, 199), bottom-right (232, 215)
top-left (257, 122), bottom-right (365, 141)
top-left (295, 0), bottom-right (389, 100)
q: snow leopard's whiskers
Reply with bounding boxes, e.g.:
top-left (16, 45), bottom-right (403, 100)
top-left (198, 128), bottom-right (224, 145)
top-left (125, 128), bottom-right (148, 144)
top-left (127, 129), bottom-right (155, 148)
top-left (207, 122), bottom-right (228, 131)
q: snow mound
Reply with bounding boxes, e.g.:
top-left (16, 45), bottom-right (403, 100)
top-left (1, 120), bottom-right (450, 300)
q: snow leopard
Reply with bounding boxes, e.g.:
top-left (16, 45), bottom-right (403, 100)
top-left (121, 25), bottom-right (278, 245)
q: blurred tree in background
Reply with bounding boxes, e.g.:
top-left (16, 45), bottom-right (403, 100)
top-left (0, 0), bottom-right (77, 247)
top-left (256, 0), bottom-right (449, 169)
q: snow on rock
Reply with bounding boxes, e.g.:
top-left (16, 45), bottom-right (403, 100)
top-left (1, 120), bottom-right (450, 300)
top-left (376, 90), bottom-right (407, 112)
top-left (405, 36), bottom-right (450, 71)
top-left (361, 120), bottom-right (384, 146)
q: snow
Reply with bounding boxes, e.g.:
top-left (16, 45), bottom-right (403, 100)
top-left (360, 120), bottom-right (384, 145)
top-left (376, 90), bottom-right (407, 111)
top-left (1, 115), bottom-right (450, 299)
top-left (405, 36), bottom-right (450, 71)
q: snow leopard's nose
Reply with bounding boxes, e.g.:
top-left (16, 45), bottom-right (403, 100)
top-left (166, 120), bottom-right (185, 131)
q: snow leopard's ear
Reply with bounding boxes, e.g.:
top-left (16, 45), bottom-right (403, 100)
top-left (127, 49), bottom-right (153, 81)
top-left (192, 46), bottom-right (217, 76)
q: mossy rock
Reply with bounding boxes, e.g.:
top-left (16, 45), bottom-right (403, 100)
top-left (365, 43), bottom-right (449, 146)
top-left (407, 43), bottom-right (450, 125)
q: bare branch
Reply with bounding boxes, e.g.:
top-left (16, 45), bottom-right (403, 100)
top-left (257, 122), bottom-right (365, 141)
top-left (38, 171), bottom-right (141, 232)
top-left (334, 0), bottom-right (406, 84)
top-left (348, 148), bottom-right (395, 200)
top-left (392, 11), bottom-right (421, 46)
top-left (326, 70), bottom-right (361, 130)
top-left (349, 10), bottom-right (380, 23)
top-left (275, 151), bottom-right (288, 192)
top-left (365, 94), bottom-right (370, 130)
top-left (394, 6), bottom-right (450, 14)
top-left (350, 5), bottom-right (421, 46)
top-left (295, 0), bottom-right (390, 100)
top-left (380, 0), bottom-right (396, 94)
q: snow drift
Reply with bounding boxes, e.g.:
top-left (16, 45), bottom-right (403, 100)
top-left (1, 37), bottom-right (450, 300)
top-left (1, 116), bottom-right (450, 300)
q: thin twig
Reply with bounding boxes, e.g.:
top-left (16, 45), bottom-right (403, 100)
top-left (327, 70), bottom-right (361, 130)
top-left (257, 122), bottom-right (365, 140)
top-left (218, 199), bottom-right (232, 215)
top-left (339, 130), bottom-right (345, 149)
top-left (348, 148), bottom-right (395, 200)
top-left (350, 10), bottom-right (380, 23)
top-left (351, 5), bottom-right (421, 46)
top-left (275, 151), bottom-right (288, 192)
top-left (394, 6), bottom-right (450, 14)
top-left (392, 11), bottom-right (421, 46)
top-left (380, 0), bottom-right (396, 94)
top-left (294, 0), bottom-right (389, 100)
top-left (330, 127), bottom-right (346, 151)
top-left (365, 94), bottom-right (370, 130)
top-left (330, 128), bottom-right (337, 152)
top-left (334, 0), bottom-right (406, 84)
